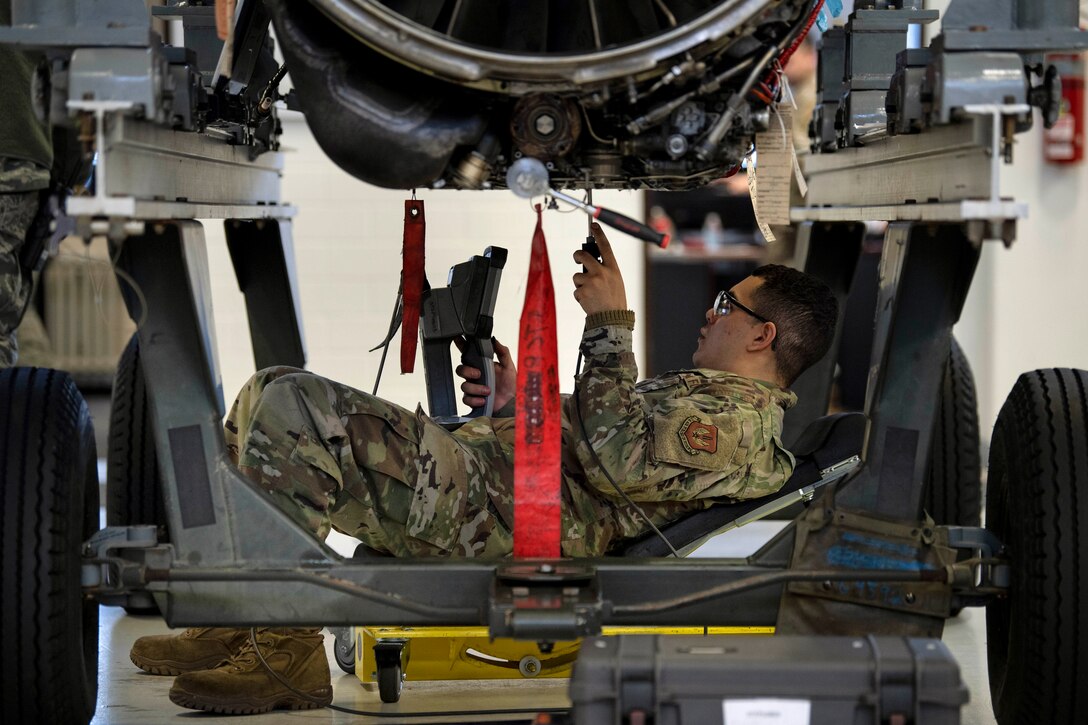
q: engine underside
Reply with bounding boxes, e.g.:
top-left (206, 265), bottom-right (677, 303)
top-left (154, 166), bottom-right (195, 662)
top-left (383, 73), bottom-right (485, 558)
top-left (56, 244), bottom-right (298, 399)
top-left (267, 0), bottom-right (814, 191)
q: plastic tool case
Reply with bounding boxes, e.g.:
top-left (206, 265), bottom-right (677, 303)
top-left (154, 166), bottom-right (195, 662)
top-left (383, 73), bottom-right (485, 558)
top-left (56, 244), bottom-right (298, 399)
top-left (569, 634), bottom-right (968, 724)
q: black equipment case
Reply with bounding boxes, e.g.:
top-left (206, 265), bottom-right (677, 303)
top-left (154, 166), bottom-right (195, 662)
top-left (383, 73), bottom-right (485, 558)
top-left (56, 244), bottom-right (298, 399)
top-left (569, 634), bottom-right (968, 724)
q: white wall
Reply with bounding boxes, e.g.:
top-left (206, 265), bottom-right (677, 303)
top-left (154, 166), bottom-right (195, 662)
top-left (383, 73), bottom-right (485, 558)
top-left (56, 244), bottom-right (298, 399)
top-left (960, 124), bottom-right (1088, 442)
top-left (202, 115), bottom-right (646, 413)
top-left (925, 0), bottom-right (1088, 445)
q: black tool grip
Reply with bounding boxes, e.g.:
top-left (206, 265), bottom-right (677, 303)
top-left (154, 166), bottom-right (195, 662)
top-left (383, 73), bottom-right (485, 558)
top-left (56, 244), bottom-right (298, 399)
top-left (594, 207), bottom-right (670, 248)
top-left (581, 235), bottom-right (601, 272)
top-left (461, 337), bottom-right (496, 418)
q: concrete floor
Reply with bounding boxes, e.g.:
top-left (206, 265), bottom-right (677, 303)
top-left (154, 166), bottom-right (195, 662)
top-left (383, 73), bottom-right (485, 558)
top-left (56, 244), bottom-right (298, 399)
top-left (93, 608), bottom-right (571, 724)
top-left (89, 521), bottom-right (999, 724)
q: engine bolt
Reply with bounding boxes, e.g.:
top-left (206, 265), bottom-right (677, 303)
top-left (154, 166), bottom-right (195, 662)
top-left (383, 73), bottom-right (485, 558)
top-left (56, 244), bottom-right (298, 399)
top-left (534, 113), bottom-right (557, 136)
top-left (666, 134), bottom-right (688, 158)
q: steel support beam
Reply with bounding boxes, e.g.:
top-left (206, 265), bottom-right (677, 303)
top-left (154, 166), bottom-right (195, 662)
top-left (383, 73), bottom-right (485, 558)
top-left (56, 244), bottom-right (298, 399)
top-left (800, 117), bottom-right (998, 208)
top-left (0, 0), bottom-right (152, 47)
top-left (152, 558), bottom-right (782, 628)
top-left (224, 219), bottom-right (307, 370)
top-left (66, 113), bottom-right (292, 221)
top-left (112, 221), bottom-right (331, 570)
top-left (837, 223), bottom-right (981, 517)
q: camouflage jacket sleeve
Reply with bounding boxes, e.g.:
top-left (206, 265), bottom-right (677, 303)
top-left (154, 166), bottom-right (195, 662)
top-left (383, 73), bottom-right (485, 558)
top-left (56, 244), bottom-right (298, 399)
top-left (566, 311), bottom-right (669, 502)
top-left (566, 311), bottom-right (792, 503)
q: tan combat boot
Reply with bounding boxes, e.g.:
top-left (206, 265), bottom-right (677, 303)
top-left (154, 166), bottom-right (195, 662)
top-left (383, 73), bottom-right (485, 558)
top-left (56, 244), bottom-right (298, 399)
top-left (130, 627), bottom-right (252, 675)
top-left (168, 628), bottom-right (332, 714)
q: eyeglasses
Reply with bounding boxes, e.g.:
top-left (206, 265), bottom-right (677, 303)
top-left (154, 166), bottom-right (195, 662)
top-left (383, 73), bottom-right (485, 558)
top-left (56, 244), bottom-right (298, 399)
top-left (714, 289), bottom-right (771, 324)
top-left (713, 289), bottom-right (777, 349)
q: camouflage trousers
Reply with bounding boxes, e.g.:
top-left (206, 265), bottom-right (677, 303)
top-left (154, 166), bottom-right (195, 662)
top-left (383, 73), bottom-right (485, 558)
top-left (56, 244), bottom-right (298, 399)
top-left (225, 367), bottom-right (515, 558)
top-left (0, 192), bottom-right (37, 367)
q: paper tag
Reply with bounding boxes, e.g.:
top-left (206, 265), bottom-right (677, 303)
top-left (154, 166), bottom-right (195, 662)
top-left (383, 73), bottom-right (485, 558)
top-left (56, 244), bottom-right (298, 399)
top-left (747, 160), bottom-right (776, 244)
top-left (750, 106), bottom-right (795, 236)
top-left (758, 105), bottom-right (793, 154)
top-left (769, 99), bottom-right (808, 197)
top-left (723, 698), bottom-right (812, 724)
top-left (793, 150), bottom-right (808, 198)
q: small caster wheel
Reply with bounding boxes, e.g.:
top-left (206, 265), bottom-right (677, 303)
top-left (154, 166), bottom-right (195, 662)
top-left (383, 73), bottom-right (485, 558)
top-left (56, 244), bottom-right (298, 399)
top-left (377, 662), bottom-right (403, 703)
top-left (373, 638), bottom-right (407, 704)
top-left (333, 631), bottom-right (356, 674)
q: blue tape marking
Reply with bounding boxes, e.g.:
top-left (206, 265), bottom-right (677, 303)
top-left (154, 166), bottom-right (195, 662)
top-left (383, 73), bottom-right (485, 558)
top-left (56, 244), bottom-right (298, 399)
top-left (827, 545), bottom-right (926, 571)
top-left (835, 580), bottom-right (905, 606)
top-left (841, 531), bottom-right (917, 558)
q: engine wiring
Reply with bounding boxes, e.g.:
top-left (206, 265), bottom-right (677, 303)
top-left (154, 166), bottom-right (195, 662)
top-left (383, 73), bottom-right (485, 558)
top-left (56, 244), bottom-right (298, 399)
top-left (759, 0), bottom-right (826, 103)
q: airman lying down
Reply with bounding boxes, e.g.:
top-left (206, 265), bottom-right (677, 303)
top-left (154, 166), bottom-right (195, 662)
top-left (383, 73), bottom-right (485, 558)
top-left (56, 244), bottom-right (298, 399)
top-left (132, 224), bottom-right (837, 714)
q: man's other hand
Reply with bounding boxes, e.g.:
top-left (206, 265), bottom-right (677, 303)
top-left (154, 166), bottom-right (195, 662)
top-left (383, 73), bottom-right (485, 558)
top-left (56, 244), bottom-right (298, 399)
top-left (455, 337), bottom-right (517, 412)
top-left (573, 223), bottom-right (628, 315)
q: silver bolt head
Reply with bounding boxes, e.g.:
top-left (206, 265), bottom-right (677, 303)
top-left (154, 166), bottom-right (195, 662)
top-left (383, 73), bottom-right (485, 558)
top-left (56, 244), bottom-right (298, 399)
top-left (534, 113), bottom-right (557, 136)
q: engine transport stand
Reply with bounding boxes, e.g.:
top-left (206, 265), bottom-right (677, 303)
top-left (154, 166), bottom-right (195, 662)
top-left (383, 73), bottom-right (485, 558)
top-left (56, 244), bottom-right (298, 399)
top-left (78, 77), bottom-right (1012, 725)
top-left (5, 2), bottom-right (1086, 725)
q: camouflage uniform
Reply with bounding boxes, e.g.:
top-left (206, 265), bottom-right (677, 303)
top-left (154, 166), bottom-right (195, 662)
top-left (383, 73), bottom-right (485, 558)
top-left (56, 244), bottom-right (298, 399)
top-left (0, 160), bottom-right (48, 367)
top-left (226, 311), bottom-right (797, 557)
top-left (1, 1), bottom-right (53, 367)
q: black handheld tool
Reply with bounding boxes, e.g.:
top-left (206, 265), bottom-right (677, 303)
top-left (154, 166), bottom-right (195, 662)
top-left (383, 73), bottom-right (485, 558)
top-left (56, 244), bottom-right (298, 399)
top-left (582, 188), bottom-right (602, 272)
top-left (583, 235), bottom-right (601, 269)
top-left (506, 158), bottom-right (670, 249)
top-left (420, 246), bottom-right (507, 424)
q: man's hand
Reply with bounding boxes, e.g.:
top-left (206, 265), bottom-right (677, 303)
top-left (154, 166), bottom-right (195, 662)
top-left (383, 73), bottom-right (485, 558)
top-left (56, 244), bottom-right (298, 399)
top-left (455, 337), bottom-right (517, 412)
top-left (573, 223), bottom-right (627, 315)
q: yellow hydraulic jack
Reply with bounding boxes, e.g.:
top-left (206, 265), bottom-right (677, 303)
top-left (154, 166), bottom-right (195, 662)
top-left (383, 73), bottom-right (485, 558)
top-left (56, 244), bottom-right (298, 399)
top-left (348, 625), bottom-right (774, 703)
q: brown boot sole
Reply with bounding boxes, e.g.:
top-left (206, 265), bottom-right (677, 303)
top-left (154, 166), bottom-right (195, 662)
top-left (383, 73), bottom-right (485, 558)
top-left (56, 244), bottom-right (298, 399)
top-left (168, 686), bottom-right (333, 715)
top-left (130, 652), bottom-right (230, 676)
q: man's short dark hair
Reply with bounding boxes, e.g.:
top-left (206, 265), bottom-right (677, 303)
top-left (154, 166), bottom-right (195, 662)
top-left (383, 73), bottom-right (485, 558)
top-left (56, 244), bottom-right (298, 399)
top-left (750, 264), bottom-right (838, 386)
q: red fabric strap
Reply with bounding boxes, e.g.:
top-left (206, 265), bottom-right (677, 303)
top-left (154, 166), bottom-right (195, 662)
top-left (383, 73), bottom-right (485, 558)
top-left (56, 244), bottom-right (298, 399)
top-left (400, 199), bottom-right (426, 373)
top-left (513, 205), bottom-right (562, 558)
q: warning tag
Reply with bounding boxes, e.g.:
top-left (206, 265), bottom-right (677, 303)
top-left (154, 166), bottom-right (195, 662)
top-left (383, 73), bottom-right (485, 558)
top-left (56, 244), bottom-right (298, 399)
top-left (749, 105), bottom-right (804, 243)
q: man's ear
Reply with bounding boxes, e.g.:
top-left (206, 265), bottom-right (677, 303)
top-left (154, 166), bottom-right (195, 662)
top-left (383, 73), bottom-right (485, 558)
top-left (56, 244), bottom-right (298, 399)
top-left (747, 321), bottom-right (777, 353)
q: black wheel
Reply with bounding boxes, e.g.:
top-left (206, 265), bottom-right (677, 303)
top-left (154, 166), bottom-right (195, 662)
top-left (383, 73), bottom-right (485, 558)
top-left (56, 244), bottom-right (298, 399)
top-left (923, 337), bottom-right (982, 526)
top-left (1, 367), bottom-right (100, 725)
top-left (334, 633), bottom-right (356, 675)
top-left (986, 368), bottom-right (1088, 725)
top-left (106, 334), bottom-right (165, 614)
top-left (377, 663), bottom-right (403, 704)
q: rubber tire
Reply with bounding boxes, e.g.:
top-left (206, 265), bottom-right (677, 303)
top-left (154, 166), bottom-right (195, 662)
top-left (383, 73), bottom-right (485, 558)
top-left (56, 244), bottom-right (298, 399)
top-left (986, 368), bottom-right (1088, 725)
top-left (334, 634), bottom-right (356, 675)
top-left (377, 663), bottom-right (403, 704)
top-left (922, 337), bottom-right (982, 527)
top-left (106, 334), bottom-right (165, 615)
top-left (0, 367), bottom-right (100, 725)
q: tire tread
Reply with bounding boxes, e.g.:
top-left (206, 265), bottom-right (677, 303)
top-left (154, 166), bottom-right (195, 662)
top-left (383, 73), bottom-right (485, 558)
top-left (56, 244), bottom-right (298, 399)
top-left (107, 334), bottom-right (163, 530)
top-left (1, 368), bottom-right (98, 724)
top-left (924, 338), bottom-right (982, 527)
top-left (987, 368), bottom-right (1088, 724)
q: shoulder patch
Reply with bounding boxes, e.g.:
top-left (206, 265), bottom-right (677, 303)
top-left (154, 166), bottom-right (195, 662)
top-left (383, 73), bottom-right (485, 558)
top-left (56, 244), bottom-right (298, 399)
top-left (679, 416), bottom-right (717, 454)
top-left (653, 409), bottom-right (747, 473)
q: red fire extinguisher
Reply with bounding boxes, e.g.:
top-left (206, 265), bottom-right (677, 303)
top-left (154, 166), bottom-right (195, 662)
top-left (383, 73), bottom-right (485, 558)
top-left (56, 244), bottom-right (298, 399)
top-left (1044, 53), bottom-right (1085, 164)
